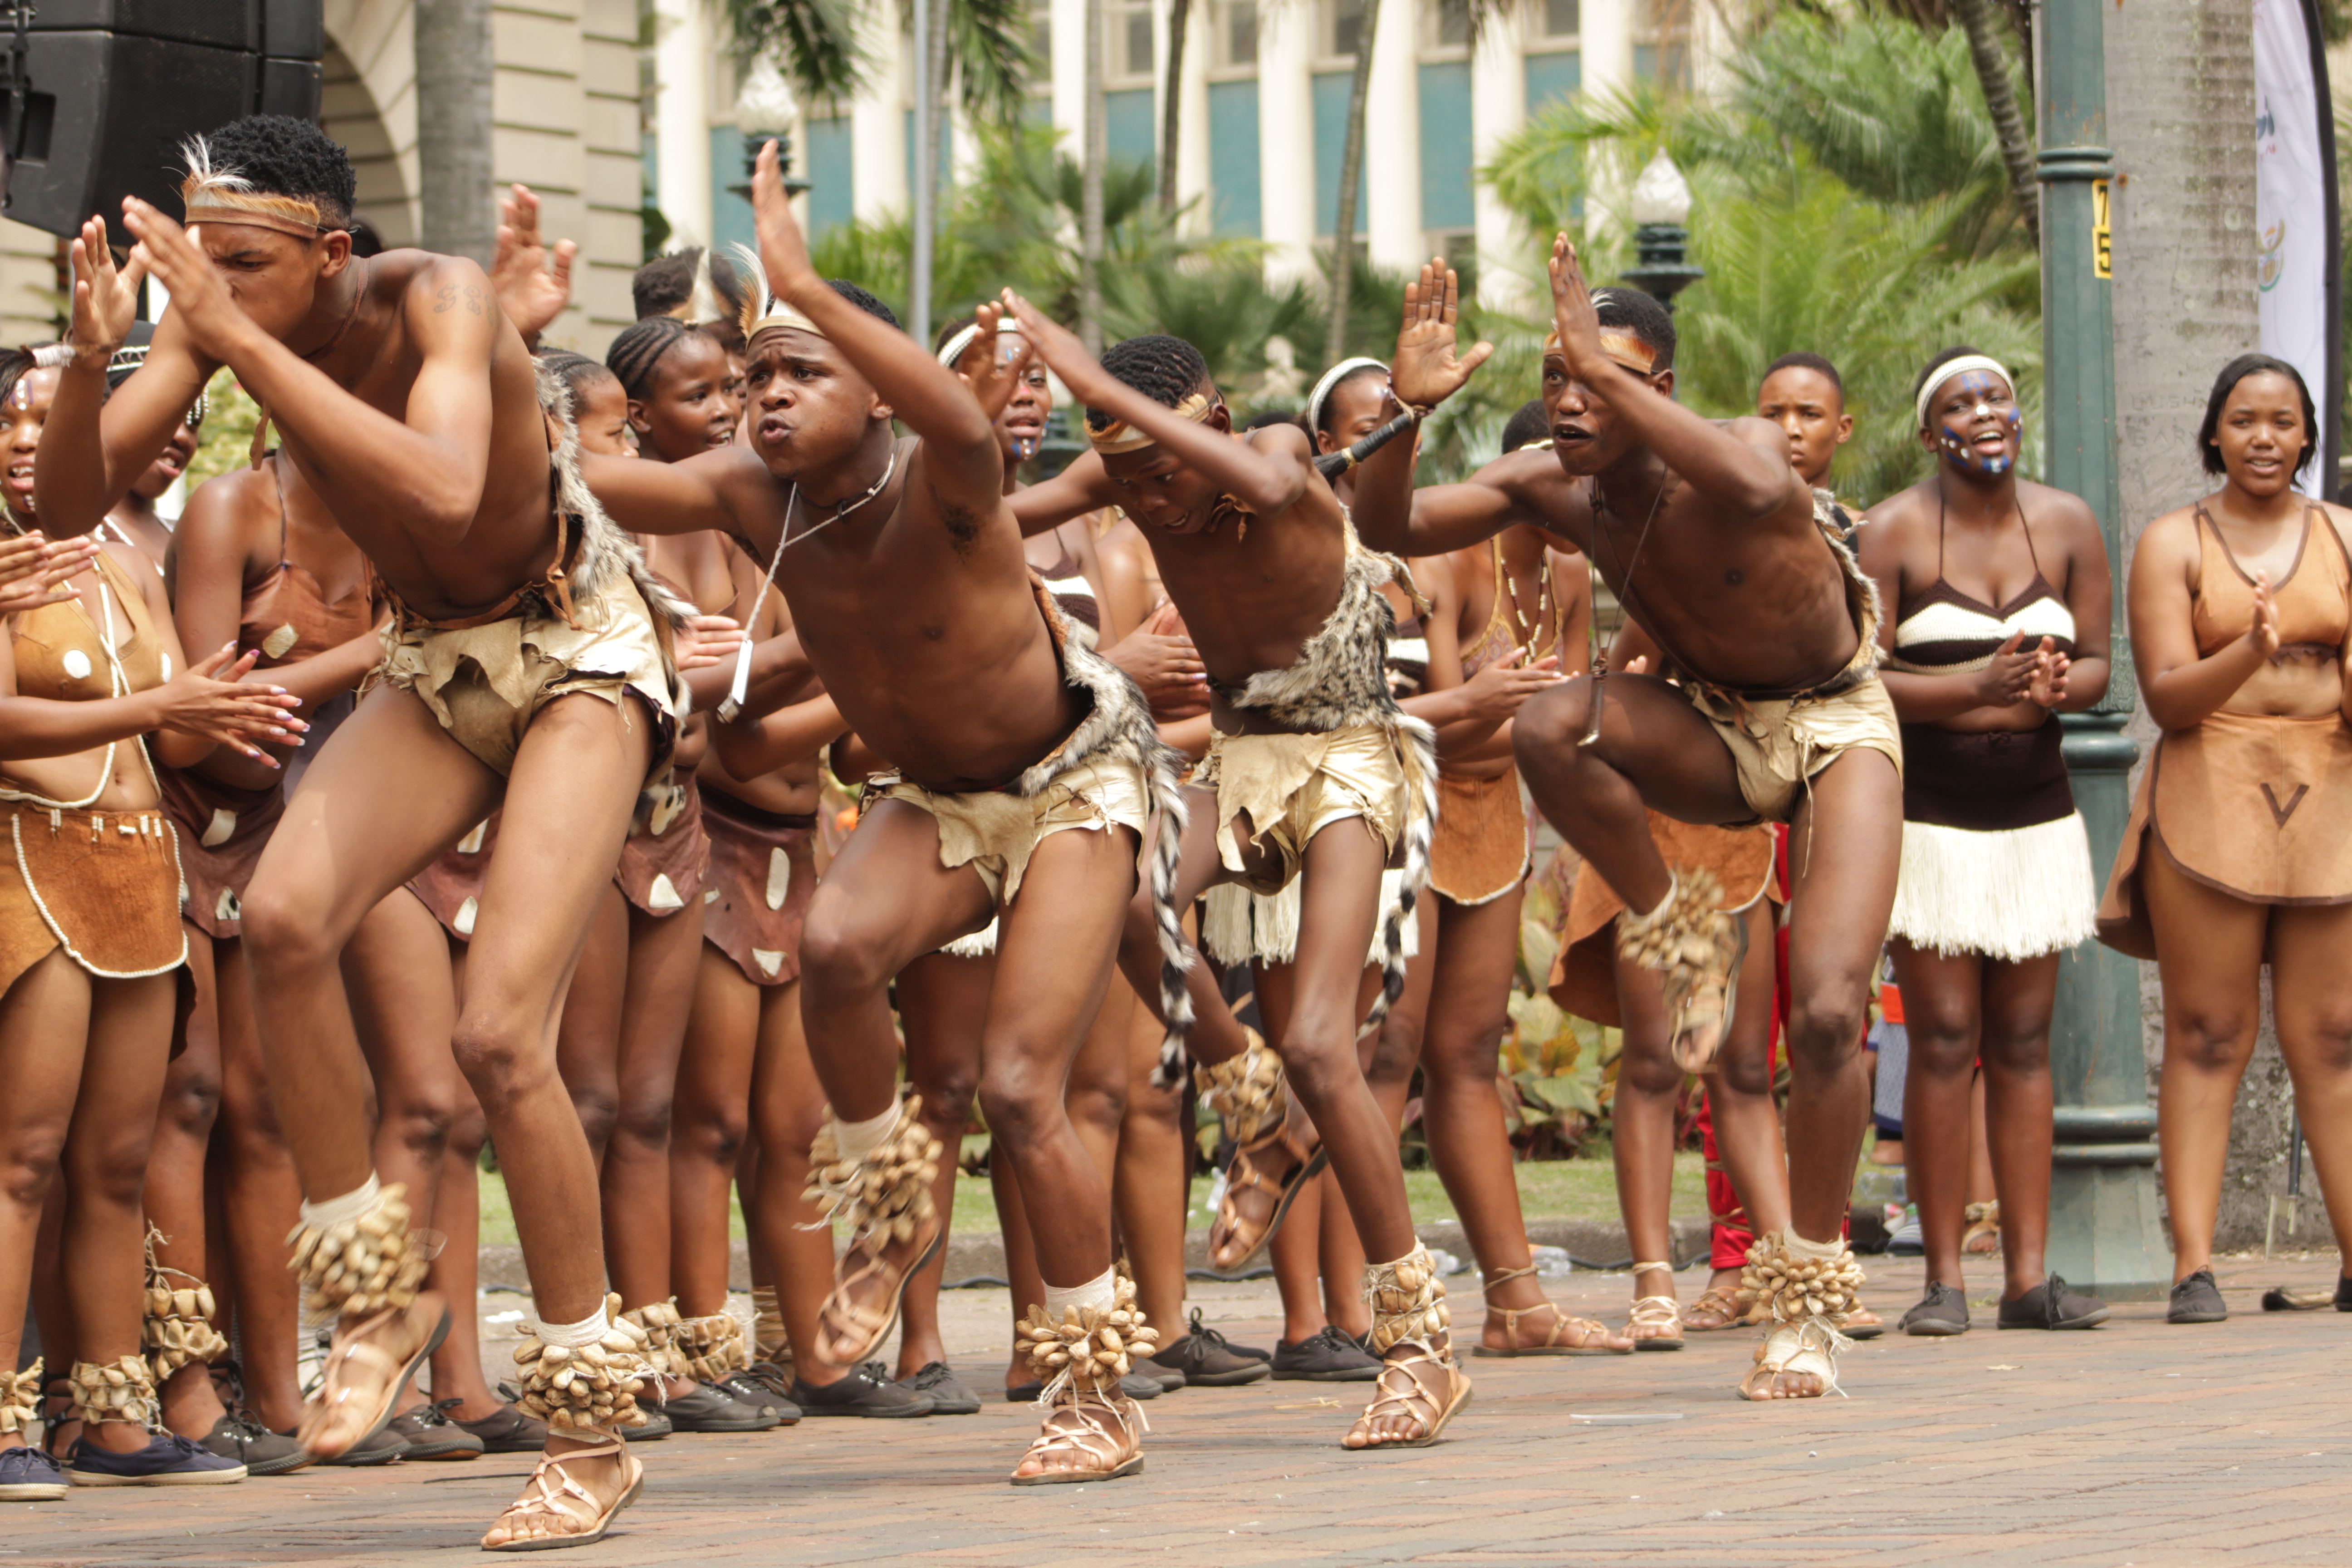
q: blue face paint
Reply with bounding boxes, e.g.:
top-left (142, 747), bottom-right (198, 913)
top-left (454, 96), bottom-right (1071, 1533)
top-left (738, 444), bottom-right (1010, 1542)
top-left (1933, 371), bottom-right (2020, 477)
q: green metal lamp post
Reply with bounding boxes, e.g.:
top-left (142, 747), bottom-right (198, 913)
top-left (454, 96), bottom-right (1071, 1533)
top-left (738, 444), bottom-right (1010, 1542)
top-left (2038, 0), bottom-right (2171, 1300)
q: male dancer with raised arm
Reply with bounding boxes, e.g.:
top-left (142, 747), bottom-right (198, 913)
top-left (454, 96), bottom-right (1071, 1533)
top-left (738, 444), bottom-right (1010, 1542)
top-left (580, 144), bottom-right (1185, 1484)
top-left (1352, 244), bottom-right (1903, 1401)
top-left (37, 116), bottom-right (688, 1548)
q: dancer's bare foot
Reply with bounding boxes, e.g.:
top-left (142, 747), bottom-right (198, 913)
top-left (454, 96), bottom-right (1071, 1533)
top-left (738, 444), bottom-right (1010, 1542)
top-left (813, 1212), bottom-right (943, 1367)
top-left (1209, 1110), bottom-right (1325, 1272)
top-left (298, 1293), bottom-right (450, 1458)
top-left (1683, 1282), bottom-right (1752, 1331)
top-left (1737, 1321), bottom-right (1841, 1400)
top-left (1342, 1346), bottom-right (1471, 1449)
top-left (481, 1434), bottom-right (643, 1550)
top-left (1007, 1392), bottom-right (1144, 1484)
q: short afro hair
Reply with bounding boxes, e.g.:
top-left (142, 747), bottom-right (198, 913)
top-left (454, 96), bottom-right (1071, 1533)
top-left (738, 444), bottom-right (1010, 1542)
top-left (1590, 286), bottom-right (1676, 372)
top-left (826, 279), bottom-right (899, 328)
top-left (1762, 351), bottom-right (1842, 397)
top-left (1090, 334), bottom-right (1211, 436)
top-left (196, 115), bottom-right (357, 230)
top-left (1244, 408), bottom-right (1298, 431)
top-left (1500, 398), bottom-right (1550, 454)
top-left (632, 247), bottom-right (747, 322)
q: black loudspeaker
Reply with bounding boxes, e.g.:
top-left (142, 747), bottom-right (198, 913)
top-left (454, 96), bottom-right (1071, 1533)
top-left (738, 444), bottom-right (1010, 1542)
top-left (0, 0), bottom-right (325, 244)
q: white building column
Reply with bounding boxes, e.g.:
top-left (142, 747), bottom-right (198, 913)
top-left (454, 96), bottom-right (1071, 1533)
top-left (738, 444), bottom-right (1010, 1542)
top-left (1257, 0), bottom-right (1316, 280)
top-left (1469, 12), bottom-right (1525, 309)
top-left (653, 0), bottom-right (712, 247)
top-left (1175, 0), bottom-right (1211, 231)
top-left (1579, 0), bottom-right (1636, 232)
top-left (851, 15), bottom-right (908, 220)
top-left (1363, 0), bottom-right (1420, 270)
top-left (1051, 0), bottom-right (1088, 155)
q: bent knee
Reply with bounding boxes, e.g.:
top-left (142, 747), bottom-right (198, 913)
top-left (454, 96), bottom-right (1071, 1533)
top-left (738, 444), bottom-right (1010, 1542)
top-left (0, 1128), bottom-right (67, 1211)
top-left (452, 1014), bottom-right (562, 1108)
top-left (798, 900), bottom-right (897, 997)
top-left (1513, 679), bottom-right (1592, 768)
top-left (1786, 996), bottom-right (1870, 1073)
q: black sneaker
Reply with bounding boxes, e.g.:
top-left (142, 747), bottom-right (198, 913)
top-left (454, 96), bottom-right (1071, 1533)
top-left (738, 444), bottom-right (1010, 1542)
top-left (622, 1406), bottom-right (672, 1441)
top-left (2334, 1275), bottom-right (2352, 1311)
top-left (0, 1443), bottom-right (68, 1500)
top-left (450, 1401), bottom-right (547, 1454)
top-left (789, 1363), bottom-right (933, 1417)
top-left (1140, 1308), bottom-right (1274, 1388)
top-left (387, 1399), bottom-right (485, 1459)
top-left (1004, 1374), bottom-right (1161, 1403)
top-left (1998, 1273), bottom-right (2110, 1331)
top-left (199, 1410), bottom-right (312, 1475)
top-left (897, 1362), bottom-right (981, 1416)
top-left (1270, 1325), bottom-right (1383, 1382)
top-left (665, 1381), bottom-right (781, 1433)
top-left (714, 1372), bottom-right (799, 1426)
top-left (2168, 1267), bottom-right (2229, 1324)
top-left (1900, 1281), bottom-right (1971, 1337)
top-left (310, 1424), bottom-right (407, 1467)
top-left (69, 1430), bottom-right (247, 1487)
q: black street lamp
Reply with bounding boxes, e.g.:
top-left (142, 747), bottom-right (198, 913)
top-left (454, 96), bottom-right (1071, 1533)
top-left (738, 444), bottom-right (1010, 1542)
top-left (1620, 150), bottom-right (1704, 313)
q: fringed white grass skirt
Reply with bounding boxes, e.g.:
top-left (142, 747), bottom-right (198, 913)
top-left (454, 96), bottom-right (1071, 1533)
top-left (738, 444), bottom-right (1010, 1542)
top-left (1200, 869), bottom-right (1419, 968)
top-left (1888, 812), bottom-right (2096, 962)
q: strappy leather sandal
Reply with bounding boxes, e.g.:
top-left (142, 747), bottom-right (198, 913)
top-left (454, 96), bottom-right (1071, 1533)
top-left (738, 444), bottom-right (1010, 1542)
top-left (1008, 1391), bottom-right (1146, 1485)
top-left (1683, 1284), bottom-right (1752, 1331)
top-left (1342, 1346), bottom-right (1473, 1450)
top-left (1627, 1294), bottom-right (1686, 1351)
top-left (481, 1435), bottom-right (645, 1551)
top-left (298, 1294), bottom-right (450, 1459)
top-left (1738, 1318), bottom-right (1848, 1401)
top-left (1963, 1200), bottom-right (2002, 1255)
top-left (1471, 1266), bottom-right (1631, 1356)
top-left (813, 1225), bottom-right (944, 1367)
top-left (1208, 1117), bottom-right (1327, 1272)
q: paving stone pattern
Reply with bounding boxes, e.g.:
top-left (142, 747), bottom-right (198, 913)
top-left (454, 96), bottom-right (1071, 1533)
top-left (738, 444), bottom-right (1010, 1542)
top-left (7, 1253), bottom-right (2348, 1566)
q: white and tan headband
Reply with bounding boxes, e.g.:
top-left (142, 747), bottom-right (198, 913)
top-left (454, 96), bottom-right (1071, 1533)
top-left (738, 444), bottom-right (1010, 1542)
top-left (936, 315), bottom-right (1021, 368)
top-left (1303, 357), bottom-right (1388, 436)
top-left (1914, 354), bottom-right (2014, 432)
top-left (179, 137), bottom-right (338, 240)
top-left (1086, 391), bottom-right (1216, 454)
top-left (730, 243), bottom-right (828, 347)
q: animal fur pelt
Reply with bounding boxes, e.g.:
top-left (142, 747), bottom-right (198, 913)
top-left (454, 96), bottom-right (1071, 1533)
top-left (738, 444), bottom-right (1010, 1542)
top-left (1021, 593), bottom-right (1194, 1087)
top-left (1205, 532), bottom-right (1436, 1038)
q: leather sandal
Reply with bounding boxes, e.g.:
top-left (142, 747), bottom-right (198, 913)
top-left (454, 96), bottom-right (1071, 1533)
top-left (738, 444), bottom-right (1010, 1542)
top-left (813, 1224), bottom-right (944, 1368)
top-left (1738, 1318), bottom-right (1848, 1401)
top-left (1683, 1285), bottom-right (1752, 1332)
top-left (298, 1294), bottom-right (451, 1460)
top-left (481, 1435), bottom-right (645, 1551)
top-left (1471, 1266), bottom-right (1631, 1357)
top-left (1208, 1112), bottom-right (1327, 1272)
top-left (1341, 1347), bottom-right (1473, 1450)
top-left (1627, 1294), bottom-right (1686, 1351)
top-left (1008, 1390), bottom-right (1146, 1485)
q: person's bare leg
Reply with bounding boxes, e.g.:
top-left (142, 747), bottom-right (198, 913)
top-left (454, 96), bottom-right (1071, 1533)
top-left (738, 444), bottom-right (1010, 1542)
top-left (1319, 959), bottom-right (1410, 1342)
top-left (1113, 994), bottom-right (1190, 1339)
top-left (426, 1097), bottom-right (507, 1423)
top-left (1892, 940), bottom-right (1983, 1294)
top-left (745, 960), bottom-right (852, 1385)
top-left (0, 954), bottom-right (93, 1456)
top-left (1254, 962), bottom-right (1334, 1341)
top-left (670, 945), bottom-right (763, 1349)
top-left (1116, 788), bottom-right (1253, 1068)
top-left (2267, 901), bottom-right (2352, 1270)
top-left (1700, 906), bottom-right (1792, 1246)
top-left (1612, 943), bottom-right (1689, 1343)
top-left (1975, 954), bottom-right (2060, 1299)
top-left (897, 953), bottom-right (988, 1380)
top-left (2143, 848), bottom-right (2266, 1282)
top-left (61, 974), bottom-right (178, 1454)
top-left (606, 901), bottom-right (702, 1387)
top-left (343, 892), bottom-right (464, 1228)
top-left (148, 927), bottom-right (231, 1438)
top-left (992, 1130), bottom-right (1044, 1391)
top-left (552, 886), bottom-right (627, 1169)
top-left (211, 936), bottom-right (307, 1433)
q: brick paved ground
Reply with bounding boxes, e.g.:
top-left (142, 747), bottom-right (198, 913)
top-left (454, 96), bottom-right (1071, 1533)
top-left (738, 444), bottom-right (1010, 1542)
top-left (8, 1250), bottom-right (2348, 1567)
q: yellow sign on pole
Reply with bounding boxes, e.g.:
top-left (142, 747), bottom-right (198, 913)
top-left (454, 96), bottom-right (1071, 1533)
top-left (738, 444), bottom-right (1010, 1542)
top-left (2092, 178), bottom-right (2112, 280)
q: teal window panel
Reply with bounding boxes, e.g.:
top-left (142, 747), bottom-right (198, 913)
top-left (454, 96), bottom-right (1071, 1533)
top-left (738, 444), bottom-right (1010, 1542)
top-left (1312, 70), bottom-right (1366, 237)
top-left (1207, 78), bottom-right (1260, 236)
top-left (1107, 87), bottom-right (1156, 169)
top-left (806, 116), bottom-right (855, 240)
top-left (1524, 49), bottom-right (1579, 111)
top-left (709, 124), bottom-right (756, 255)
top-left (1417, 60), bottom-right (1472, 232)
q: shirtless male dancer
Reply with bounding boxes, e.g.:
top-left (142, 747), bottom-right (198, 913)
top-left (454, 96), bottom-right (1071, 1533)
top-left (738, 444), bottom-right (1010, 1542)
top-left (582, 145), bottom-right (1185, 1484)
top-left (1003, 283), bottom-right (1472, 1452)
top-left (39, 117), bottom-right (682, 1546)
top-left (1353, 245), bottom-right (1902, 1401)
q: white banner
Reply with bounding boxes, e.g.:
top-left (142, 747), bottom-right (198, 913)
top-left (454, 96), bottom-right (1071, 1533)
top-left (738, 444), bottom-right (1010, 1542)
top-left (2254, 0), bottom-right (2334, 497)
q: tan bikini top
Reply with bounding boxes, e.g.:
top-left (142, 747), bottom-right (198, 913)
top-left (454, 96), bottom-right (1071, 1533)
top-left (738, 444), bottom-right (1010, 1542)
top-left (5, 549), bottom-right (168, 808)
top-left (2191, 504), bottom-right (2351, 661)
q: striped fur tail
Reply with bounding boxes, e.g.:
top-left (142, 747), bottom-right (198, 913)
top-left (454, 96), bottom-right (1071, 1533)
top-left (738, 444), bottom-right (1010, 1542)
top-left (1361, 714), bottom-right (1439, 1039)
top-left (1145, 750), bottom-right (1195, 1088)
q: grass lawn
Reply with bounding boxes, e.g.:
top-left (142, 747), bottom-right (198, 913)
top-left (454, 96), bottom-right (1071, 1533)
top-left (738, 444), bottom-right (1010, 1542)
top-left (476, 1145), bottom-right (1707, 1249)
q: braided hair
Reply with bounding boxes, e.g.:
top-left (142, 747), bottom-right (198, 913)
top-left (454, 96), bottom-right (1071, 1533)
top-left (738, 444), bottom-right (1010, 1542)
top-left (605, 315), bottom-right (696, 398)
top-left (1089, 334), bottom-right (1211, 438)
top-left (538, 349), bottom-right (622, 414)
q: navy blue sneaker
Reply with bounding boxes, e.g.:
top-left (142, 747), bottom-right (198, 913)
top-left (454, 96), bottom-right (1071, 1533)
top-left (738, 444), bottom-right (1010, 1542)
top-left (68, 1429), bottom-right (247, 1486)
top-left (0, 1442), bottom-right (68, 1500)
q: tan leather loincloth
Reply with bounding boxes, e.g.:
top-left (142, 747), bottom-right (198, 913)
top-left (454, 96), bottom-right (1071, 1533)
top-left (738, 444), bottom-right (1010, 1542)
top-left (0, 802), bottom-right (186, 995)
top-left (2097, 710), bottom-right (2352, 959)
top-left (157, 767), bottom-right (284, 939)
top-left (864, 748), bottom-right (1150, 909)
top-left (699, 788), bottom-right (816, 987)
top-left (617, 777), bottom-right (709, 917)
top-left (1684, 669), bottom-right (1903, 827)
top-left (377, 571), bottom-right (676, 784)
top-left (1547, 813), bottom-right (1777, 1028)
top-left (1428, 766), bottom-right (1531, 907)
top-left (1193, 721), bottom-right (1415, 896)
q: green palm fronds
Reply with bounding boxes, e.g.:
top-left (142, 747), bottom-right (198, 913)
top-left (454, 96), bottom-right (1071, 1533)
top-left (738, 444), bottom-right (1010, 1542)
top-left (712, 0), bottom-right (872, 103)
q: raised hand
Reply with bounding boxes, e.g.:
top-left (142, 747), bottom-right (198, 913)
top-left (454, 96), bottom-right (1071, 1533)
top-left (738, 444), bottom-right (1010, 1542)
top-left (1544, 233), bottom-right (1609, 381)
top-left (0, 532), bottom-right (98, 615)
top-left (2248, 570), bottom-right (2282, 660)
top-left (997, 289), bottom-right (1111, 408)
top-left (67, 217), bottom-right (148, 368)
top-left (672, 612), bottom-right (745, 672)
top-left (122, 198), bottom-right (251, 364)
top-left (952, 300), bottom-right (1037, 423)
top-left (155, 644), bottom-right (310, 765)
top-left (1975, 631), bottom-right (2040, 708)
top-left (1389, 258), bottom-right (1493, 414)
top-left (1457, 648), bottom-right (1567, 723)
top-left (750, 140), bottom-right (818, 307)
top-left (492, 185), bottom-right (577, 343)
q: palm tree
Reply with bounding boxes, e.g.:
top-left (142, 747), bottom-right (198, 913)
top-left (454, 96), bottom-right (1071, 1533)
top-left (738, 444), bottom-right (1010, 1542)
top-left (416, 0), bottom-right (495, 264)
top-left (715, 0), bottom-right (873, 101)
top-left (1948, 0), bottom-right (2037, 245)
top-left (1323, 0), bottom-right (1384, 366)
top-left (1080, 0), bottom-right (1107, 352)
top-left (1158, 0), bottom-right (1194, 214)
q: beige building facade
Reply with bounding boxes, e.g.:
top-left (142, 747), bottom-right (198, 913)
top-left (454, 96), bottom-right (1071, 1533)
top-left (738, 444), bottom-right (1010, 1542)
top-left (0, 0), bottom-right (648, 357)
